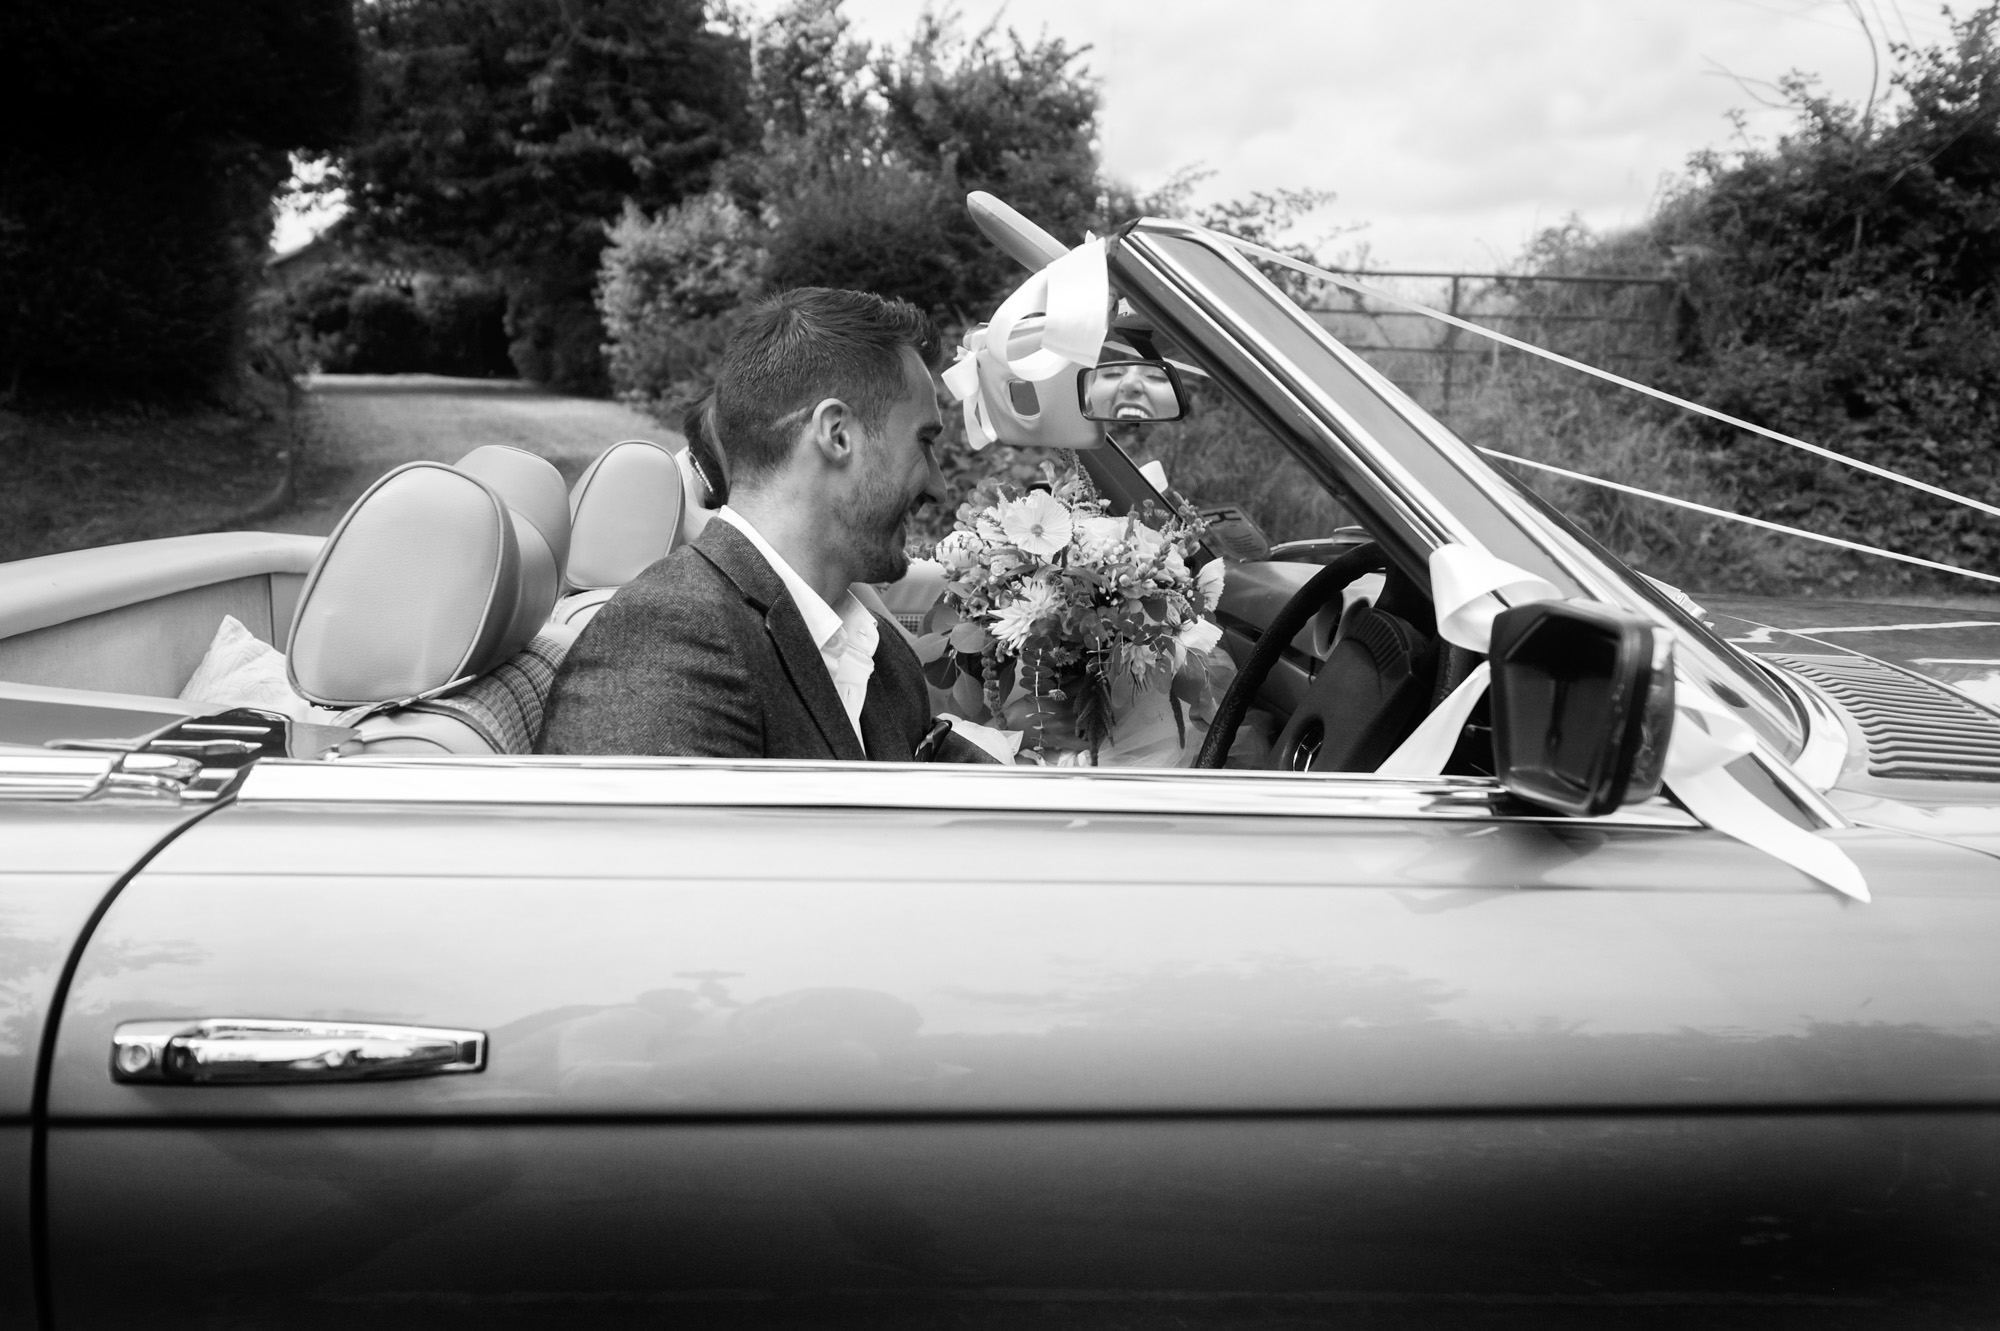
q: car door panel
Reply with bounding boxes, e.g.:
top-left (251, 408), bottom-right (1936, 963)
top-left (1, 1125), bottom-right (31, 1330)
top-left (2, 800), bottom-right (213, 1330)
top-left (41, 789), bottom-right (2000, 1325)
top-left (48, 1115), bottom-right (2000, 1328)
top-left (46, 801), bottom-right (2000, 1119)
top-left (0, 804), bottom-right (208, 1116)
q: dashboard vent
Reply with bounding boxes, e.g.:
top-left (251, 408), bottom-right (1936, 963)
top-left (1766, 653), bottom-right (2000, 782)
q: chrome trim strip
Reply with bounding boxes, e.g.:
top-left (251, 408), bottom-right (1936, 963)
top-left (241, 757), bottom-right (1702, 829)
top-left (0, 753), bottom-right (112, 800)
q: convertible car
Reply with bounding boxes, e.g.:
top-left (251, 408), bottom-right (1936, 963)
top-left (3, 195), bottom-right (1998, 1329)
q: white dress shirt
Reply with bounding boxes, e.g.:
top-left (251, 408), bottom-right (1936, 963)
top-left (715, 507), bottom-right (877, 748)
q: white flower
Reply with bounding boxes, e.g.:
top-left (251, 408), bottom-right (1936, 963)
top-left (1072, 515), bottom-right (1130, 562)
top-left (934, 529), bottom-right (983, 572)
top-left (991, 580), bottom-right (1062, 651)
top-left (1178, 617), bottom-right (1223, 657)
top-left (1000, 491), bottom-right (1074, 558)
top-left (1195, 558), bottom-right (1226, 612)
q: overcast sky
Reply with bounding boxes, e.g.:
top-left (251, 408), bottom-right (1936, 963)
top-left (278, 1), bottom-right (1964, 266)
top-left (834, 0), bottom-right (1963, 269)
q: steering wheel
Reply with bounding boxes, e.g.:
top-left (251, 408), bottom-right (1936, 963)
top-left (1193, 542), bottom-right (1388, 769)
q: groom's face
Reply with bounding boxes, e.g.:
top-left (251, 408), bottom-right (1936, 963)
top-left (839, 347), bottom-right (947, 584)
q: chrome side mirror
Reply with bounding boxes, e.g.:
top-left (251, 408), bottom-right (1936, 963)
top-left (1077, 359), bottom-right (1189, 423)
top-left (1488, 600), bottom-right (1674, 817)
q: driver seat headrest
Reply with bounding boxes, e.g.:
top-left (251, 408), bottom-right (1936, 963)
top-left (454, 445), bottom-right (572, 574)
top-left (564, 438), bottom-right (685, 591)
top-left (287, 461), bottom-right (560, 707)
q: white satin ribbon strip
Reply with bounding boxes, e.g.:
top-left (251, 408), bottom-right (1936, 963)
top-left (1376, 661), bottom-right (1489, 776)
top-left (1662, 686), bottom-right (1870, 902)
top-left (983, 237), bottom-right (1109, 382)
top-left (1428, 544), bottom-right (1559, 651)
top-left (1380, 543), bottom-right (1870, 902)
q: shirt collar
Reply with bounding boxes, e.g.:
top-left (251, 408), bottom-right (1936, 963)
top-left (716, 506), bottom-right (858, 650)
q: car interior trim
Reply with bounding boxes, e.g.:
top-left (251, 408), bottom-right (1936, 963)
top-left (0, 531), bottom-right (323, 643)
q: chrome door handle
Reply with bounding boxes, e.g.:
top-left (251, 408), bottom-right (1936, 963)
top-left (111, 1019), bottom-right (485, 1085)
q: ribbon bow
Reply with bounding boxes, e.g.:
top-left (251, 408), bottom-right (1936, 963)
top-left (942, 237), bottom-right (1111, 452)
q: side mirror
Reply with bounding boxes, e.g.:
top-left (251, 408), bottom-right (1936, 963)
top-left (1077, 359), bottom-right (1188, 423)
top-left (1488, 600), bottom-right (1674, 817)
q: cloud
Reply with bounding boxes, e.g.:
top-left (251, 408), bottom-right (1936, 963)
top-left (825, 0), bottom-right (1915, 265)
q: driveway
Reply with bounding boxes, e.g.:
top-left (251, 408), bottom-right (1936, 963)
top-left (267, 374), bottom-right (678, 537)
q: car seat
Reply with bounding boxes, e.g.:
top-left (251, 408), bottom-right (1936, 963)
top-left (286, 460), bottom-right (576, 755)
top-left (553, 439), bottom-right (686, 628)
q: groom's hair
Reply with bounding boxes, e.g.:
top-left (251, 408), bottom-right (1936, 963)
top-left (713, 287), bottom-right (940, 484)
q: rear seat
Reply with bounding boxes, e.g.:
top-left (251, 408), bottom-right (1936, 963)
top-left (287, 458), bottom-right (576, 755)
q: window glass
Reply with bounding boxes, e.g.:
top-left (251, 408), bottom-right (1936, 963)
top-left (1119, 344), bottom-right (1353, 547)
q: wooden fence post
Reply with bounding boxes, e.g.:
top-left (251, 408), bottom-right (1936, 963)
top-left (1439, 275), bottom-right (1463, 418)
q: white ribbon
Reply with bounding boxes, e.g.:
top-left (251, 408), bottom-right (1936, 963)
top-left (1428, 544), bottom-right (1560, 650)
top-left (942, 237), bottom-right (1111, 451)
top-left (984, 236), bottom-right (1109, 382)
top-left (941, 342), bottom-right (995, 448)
top-left (1377, 543), bottom-right (1869, 902)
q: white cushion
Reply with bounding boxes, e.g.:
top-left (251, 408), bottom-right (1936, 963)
top-left (179, 616), bottom-right (340, 723)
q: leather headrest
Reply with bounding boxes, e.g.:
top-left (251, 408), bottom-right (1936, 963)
top-left (287, 461), bottom-right (559, 707)
top-left (455, 445), bottom-right (572, 573)
top-left (565, 439), bottom-right (684, 590)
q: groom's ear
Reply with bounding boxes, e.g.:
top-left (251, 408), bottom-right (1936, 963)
top-left (806, 397), bottom-right (857, 466)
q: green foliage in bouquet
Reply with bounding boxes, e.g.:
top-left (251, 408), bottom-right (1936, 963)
top-left (927, 462), bottom-right (1226, 763)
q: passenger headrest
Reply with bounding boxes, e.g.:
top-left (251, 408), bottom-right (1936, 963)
top-left (565, 439), bottom-right (684, 591)
top-left (288, 461), bottom-right (559, 707)
top-left (454, 445), bottom-right (571, 573)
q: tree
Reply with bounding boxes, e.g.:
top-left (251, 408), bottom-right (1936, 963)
top-left (338, 0), bottom-right (752, 391)
top-left (1647, 5), bottom-right (2000, 576)
top-left (730, 1), bottom-right (1108, 321)
top-left (0, 0), bottom-right (361, 401)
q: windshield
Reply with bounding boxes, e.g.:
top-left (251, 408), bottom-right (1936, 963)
top-left (1113, 223), bottom-right (1807, 759)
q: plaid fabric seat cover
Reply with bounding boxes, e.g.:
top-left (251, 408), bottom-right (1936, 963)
top-left (410, 625), bottom-right (578, 754)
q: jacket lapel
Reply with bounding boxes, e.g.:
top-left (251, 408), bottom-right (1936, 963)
top-left (858, 617), bottom-right (913, 762)
top-left (692, 522), bottom-right (866, 762)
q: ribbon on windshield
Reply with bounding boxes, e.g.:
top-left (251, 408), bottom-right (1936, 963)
top-left (1376, 544), bottom-right (1870, 902)
top-left (943, 236), bottom-right (1110, 450)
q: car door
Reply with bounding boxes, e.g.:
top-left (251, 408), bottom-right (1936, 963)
top-left (40, 757), bottom-right (2000, 1329)
top-left (0, 755), bottom-right (218, 1331)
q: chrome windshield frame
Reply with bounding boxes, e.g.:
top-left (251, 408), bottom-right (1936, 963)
top-left (1110, 218), bottom-right (1818, 769)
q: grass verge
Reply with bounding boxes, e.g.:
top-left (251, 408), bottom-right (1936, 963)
top-left (0, 395), bottom-right (293, 563)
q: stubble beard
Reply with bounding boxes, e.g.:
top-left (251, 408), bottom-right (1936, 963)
top-left (841, 464), bottom-right (915, 585)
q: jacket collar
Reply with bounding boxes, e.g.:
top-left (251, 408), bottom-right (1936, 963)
top-left (692, 521), bottom-right (867, 761)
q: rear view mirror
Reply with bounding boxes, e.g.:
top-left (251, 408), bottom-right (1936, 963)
top-left (1488, 601), bottom-right (1673, 817)
top-left (1077, 359), bottom-right (1188, 423)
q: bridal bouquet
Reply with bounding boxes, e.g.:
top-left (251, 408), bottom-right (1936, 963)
top-left (925, 463), bottom-right (1230, 764)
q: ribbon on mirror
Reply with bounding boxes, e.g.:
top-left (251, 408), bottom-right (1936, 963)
top-left (1377, 544), bottom-right (1869, 902)
top-left (942, 237), bottom-right (1110, 451)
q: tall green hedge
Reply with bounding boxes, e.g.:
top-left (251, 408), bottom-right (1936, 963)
top-left (0, 0), bottom-right (360, 401)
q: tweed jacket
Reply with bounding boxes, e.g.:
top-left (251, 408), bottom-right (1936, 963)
top-left (535, 520), bottom-right (992, 763)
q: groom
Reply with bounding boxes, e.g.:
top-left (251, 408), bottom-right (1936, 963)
top-left (536, 287), bottom-right (993, 764)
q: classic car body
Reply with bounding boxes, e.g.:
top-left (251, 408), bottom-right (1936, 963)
top-left (4, 210), bottom-right (2000, 1328)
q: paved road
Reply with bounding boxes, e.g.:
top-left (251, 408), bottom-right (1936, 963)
top-left (267, 374), bottom-right (678, 537)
